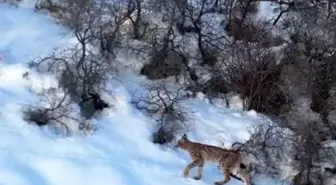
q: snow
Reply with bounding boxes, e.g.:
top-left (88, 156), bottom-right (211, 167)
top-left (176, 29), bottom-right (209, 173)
top-left (0, 2), bottom-right (289, 185)
top-left (257, 1), bottom-right (278, 22)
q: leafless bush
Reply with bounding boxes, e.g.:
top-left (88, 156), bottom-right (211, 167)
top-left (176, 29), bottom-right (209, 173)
top-left (78, 92), bottom-right (109, 119)
top-left (139, 25), bottom-right (186, 80)
top-left (29, 45), bottom-right (110, 119)
top-left (172, 0), bottom-right (230, 66)
top-left (290, 121), bottom-right (329, 185)
top-left (277, 0), bottom-right (336, 142)
top-left (34, 0), bottom-right (63, 16)
top-left (185, 74), bottom-right (230, 107)
top-left (225, 17), bottom-right (283, 47)
top-left (130, 0), bottom-right (233, 82)
top-left (124, 0), bottom-right (147, 40)
top-left (36, 0), bottom-right (130, 60)
top-left (232, 118), bottom-right (295, 178)
top-left (233, 116), bottom-right (336, 185)
top-left (22, 88), bottom-right (95, 134)
top-left (0, 0), bottom-right (21, 6)
top-left (219, 43), bottom-right (289, 115)
top-left (285, 109), bottom-right (336, 184)
top-left (29, 0), bottom-right (120, 119)
top-left (140, 51), bottom-right (184, 80)
top-left (131, 83), bottom-right (193, 144)
top-left (135, 0), bottom-right (209, 83)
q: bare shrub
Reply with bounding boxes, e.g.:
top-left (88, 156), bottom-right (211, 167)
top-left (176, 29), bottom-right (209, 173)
top-left (199, 47), bottom-right (220, 67)
top-left (132, 0), bottom-right (232, 83)
top-left (277, 0), bottom-right (336, 148)
top-left (286, 22), bottom-right (336, 120)
top-left (226, 0), bottom-right (259, 23)
top-left (132, 7), bottom-right (200, 83)
top-left (171, 0), bottom-right (230, 66)
top-left (34, 0), bottom-right (63, 16)
top-left (29, 0), bottom-right (118, 119)
top-left (36, 0), bottom-right (130, 60)
top-left (137, 0), bottom-right (229, 82)
top-left (185, 74), bottom-right (230, 107)
top-left (125, 0), bottom-right (146, 40)
top-left (219, 43), bottom-right (289, 115)
top-left (285, 110), bottom-right (336, 185)
top-left (25, 0), bottom-right (131, 134)
top-left (0, 0), bottom-right (22, 6)
top-left (29, 46), bottom-right (110, 119)
top-left (94, 0), bottom-right (132, 59)
top-left (225, 17), bottom-right (284, 47)
top-left (234, 116), bottom-right (336, 185)
top-left (232, 118), bottom-right (295, 178)
top-left (140, 51), bottom-right (184, 80)
top-left (22, 88), bottom-right (95, 134)
top-left (131, 83), bottom-right (193, 144)
top-left (78, 92), bottom-right (109, 119)
top-left (290, 121), bottom-right (329, 185)
top-left (139, 25), bottom-right (185, 80)
top-left (222, 0), bottom-right (282, 45)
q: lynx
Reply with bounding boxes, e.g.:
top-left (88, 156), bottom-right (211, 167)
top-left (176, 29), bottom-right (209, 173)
top-left (176, 134), bottom-right (251, 185)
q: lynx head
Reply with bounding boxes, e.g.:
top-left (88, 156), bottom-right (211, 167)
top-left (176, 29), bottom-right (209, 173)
top-left (176, 134), bottom-right (189, 149)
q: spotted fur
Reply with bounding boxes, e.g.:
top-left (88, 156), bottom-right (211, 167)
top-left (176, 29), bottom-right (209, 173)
top-left (176, 134), bottom-right (251, 185)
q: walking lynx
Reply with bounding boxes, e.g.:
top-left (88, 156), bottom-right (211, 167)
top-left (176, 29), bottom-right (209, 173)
top-left (176, 134), bottom-right (251, 185)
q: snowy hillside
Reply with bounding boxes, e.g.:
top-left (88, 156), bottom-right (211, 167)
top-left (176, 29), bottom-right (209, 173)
top-left (0, 1), bottom-right (290, 185)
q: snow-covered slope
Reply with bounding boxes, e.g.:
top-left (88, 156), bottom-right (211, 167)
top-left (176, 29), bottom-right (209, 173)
top-left (0, 2), bottom-right (288, 185)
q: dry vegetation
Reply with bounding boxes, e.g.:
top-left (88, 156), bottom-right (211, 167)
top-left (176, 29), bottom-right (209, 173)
top-left (131, 83), bottom-right (192, 144)
top-left (1, 0), bottom-right (336, 184)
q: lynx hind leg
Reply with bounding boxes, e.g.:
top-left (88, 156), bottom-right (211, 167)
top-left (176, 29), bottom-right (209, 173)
top-left (238, 164), bottom-right (252, 185)
top-left (215, 157), bottom-right (237, 185)
top-left (214, 168), bottom-right (231, 185)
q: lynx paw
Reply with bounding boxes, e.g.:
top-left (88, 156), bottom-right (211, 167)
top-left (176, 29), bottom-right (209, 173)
top-left (183, 171), bottom-right (189, 178)
top-left (193, 176), bottom-right (201, 180)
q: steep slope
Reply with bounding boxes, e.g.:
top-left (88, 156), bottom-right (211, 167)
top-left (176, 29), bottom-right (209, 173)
top-left (0, 2), bottom-right (288, 185)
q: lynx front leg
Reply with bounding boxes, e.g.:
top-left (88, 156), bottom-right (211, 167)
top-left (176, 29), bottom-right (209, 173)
top-left (183, 161), bottom-right (199, 178)
top-left (193, 161), bottom-right (204, 180)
